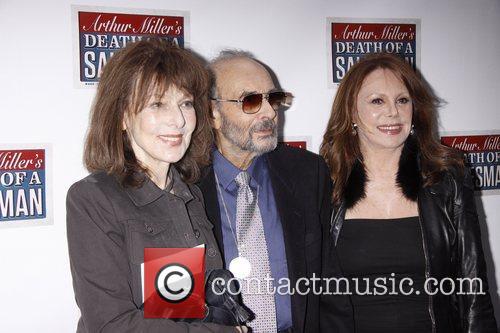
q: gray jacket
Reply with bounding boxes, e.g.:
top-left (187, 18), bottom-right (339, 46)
top-left (66, 168), bottom-right (235, 333)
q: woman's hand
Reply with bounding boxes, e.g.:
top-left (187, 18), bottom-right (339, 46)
top-left (234, 325), bottom-right (248, 333)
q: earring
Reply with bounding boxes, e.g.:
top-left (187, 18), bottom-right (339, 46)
top-left (351, 123), bottom-right (358, 136)
top-left (410, 124), bottom-right (415, 135)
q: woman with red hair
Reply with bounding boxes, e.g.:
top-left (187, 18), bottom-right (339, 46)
top-left (320, 53), bottom-right (497, 332)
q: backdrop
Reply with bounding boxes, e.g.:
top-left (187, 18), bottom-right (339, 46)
top-left (0, 0), bottom-right (499, 331)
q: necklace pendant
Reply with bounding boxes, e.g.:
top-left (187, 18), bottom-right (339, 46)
top-left (229, 256), bottom-right (252, 279)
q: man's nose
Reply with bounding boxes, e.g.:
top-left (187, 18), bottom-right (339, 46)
top-left (258, 96), bottom-right (277, 120)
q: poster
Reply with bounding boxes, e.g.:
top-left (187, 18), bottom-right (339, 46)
top-left (280, 136), bottom-right (312, 150)
top-left (72, 5), bottom-right (189, 88)
top-left (441, 131), bottom-right (500, 194)
top-left (327, 17), bottom-right (421, 86)
top-left (0, 144), bottom-right (53, 228)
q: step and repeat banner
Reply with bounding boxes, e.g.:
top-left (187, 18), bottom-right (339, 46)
top-left (0, 144), bottom-right (52, 228)
top-left (1, 1), bottom-right (498, 331)
top-left (327, 17), bottom-right (420, 86)
top-left (442, 132), bottom-right (500, 194)
top-left (72, 5), bottom-right (189, 87)
top-left (1, 5), bottom-right (496, 225)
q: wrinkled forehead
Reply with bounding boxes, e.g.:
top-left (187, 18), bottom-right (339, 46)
top-left (214, 58), bottom-right (275, 97)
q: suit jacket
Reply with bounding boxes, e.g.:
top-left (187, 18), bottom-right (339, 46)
top-left (67, 168), bottom-right (235, 333)
top-left (198, 144), bottom-right (329, 333)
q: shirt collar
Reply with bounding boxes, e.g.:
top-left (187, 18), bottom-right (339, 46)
top-left (125, 166), bottom-right (194, 206)
top-left (212, 149), bottom-right (266, 190)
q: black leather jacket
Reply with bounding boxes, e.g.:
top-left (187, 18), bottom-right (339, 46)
top-left (329, 167), bottom-right (497, 332)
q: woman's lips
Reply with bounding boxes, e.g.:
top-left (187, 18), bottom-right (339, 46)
top-left (158, 134), bottom-right (183, 146)
top-left (377, 124), bottom-right (403, 135)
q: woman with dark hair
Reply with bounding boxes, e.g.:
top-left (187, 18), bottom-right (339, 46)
top-left (320, 53), bottom-right (497, 332)
top-left (67, 39), bottom-right (244, 333)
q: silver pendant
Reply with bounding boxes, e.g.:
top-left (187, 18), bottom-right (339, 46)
top-left (229, 256), bottom-right (252, 279)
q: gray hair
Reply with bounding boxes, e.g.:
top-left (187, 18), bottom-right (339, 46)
top-left (210, 49), bottom-right (256, 67)
top-left (209, 49), bottom-right (258, 98)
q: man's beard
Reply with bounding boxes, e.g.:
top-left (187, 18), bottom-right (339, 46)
top-left (219, 113), bottom-right (278, 155)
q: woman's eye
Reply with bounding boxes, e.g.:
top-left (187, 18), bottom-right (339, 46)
top-left (151, 101), bottom-right (162, 108)
top-left (398, 97), bottom-right (410, 104)
top-left (181, 100), bottom-right (194, 108)
top-left (371, 98), bottom-right (383, 105)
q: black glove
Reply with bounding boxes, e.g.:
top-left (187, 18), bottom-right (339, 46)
top-left (203, 269), bottom-right (253, 326)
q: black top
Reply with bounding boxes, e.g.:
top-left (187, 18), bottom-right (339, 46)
top-left (336, 216), bottom-right (432, 333)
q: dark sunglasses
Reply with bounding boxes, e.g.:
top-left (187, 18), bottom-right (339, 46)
top-left (211, 91), bottom-right (294, 114)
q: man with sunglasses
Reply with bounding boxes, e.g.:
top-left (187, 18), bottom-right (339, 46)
top-left (197, 50), bottom-right (338, 333)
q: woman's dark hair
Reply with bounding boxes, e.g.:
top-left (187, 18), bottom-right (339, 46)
top-left (320, 53), bottom-right (464, 204)
top-left (84, 38), bottom-right (213, 187)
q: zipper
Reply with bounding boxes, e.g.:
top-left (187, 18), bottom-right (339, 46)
top-left (417, 196), bottom-right (436, 332)
top-left (330, 202), bottom-right (345, 246)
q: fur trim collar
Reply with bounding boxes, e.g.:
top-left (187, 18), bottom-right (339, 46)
top-left (344, 137), bottom-right (421, 209)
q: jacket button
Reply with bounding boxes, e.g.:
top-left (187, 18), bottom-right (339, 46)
top-left (184, 232), bottom-right (191, 240)
top-left (207, 248), bottom-right (217, 257)
top-left (146, 225), bottom-right (154, 233)
top-left (194, 229), bottom-right (200, 238)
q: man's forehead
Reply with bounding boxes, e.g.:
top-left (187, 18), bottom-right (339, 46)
top-left (215, 57), bottom-right (274, 94)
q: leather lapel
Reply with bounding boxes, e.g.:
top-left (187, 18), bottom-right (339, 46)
top-left (266, 152), bottom-right (306, 332)
top-left (198, 166), bottom-right (225, 263)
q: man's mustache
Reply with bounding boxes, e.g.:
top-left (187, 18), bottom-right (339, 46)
top-left (251, 119), bottom-right (276, 133)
